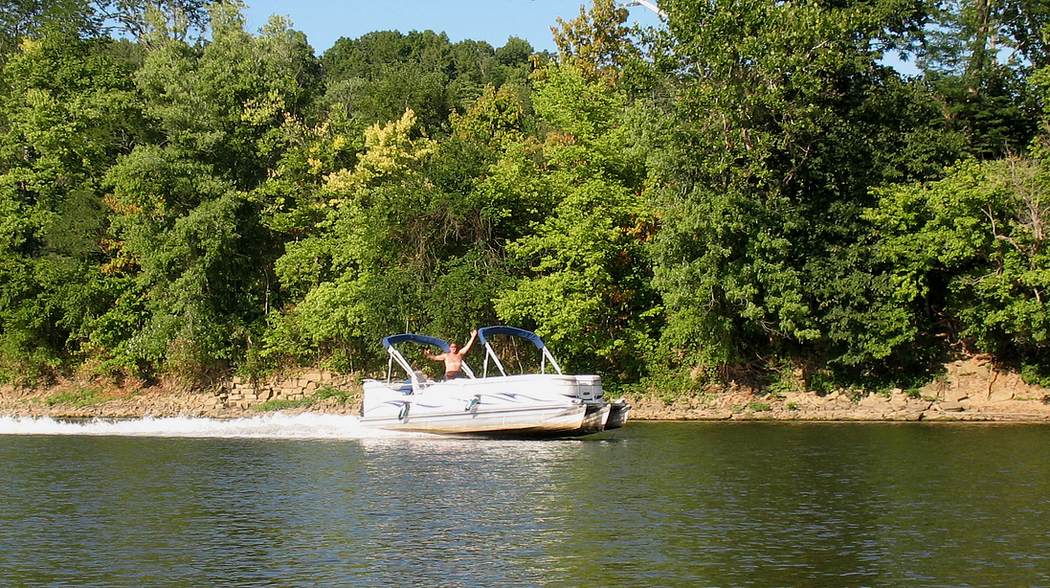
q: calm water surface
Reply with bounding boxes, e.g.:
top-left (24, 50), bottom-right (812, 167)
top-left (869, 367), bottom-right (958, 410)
top-left (2, 421), bottom-right (1049, 586)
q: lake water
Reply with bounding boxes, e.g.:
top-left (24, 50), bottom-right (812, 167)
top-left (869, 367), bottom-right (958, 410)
top-left (1, 417), bottom-right (1048, 586)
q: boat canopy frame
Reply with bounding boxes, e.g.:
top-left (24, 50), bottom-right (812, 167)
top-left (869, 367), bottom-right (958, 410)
top-left (476, 326), bottom-right (563, 377)
top-left (381, 333), bottom-right (476, 385)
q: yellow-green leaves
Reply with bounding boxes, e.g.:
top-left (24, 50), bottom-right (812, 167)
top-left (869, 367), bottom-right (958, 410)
top-left (323, 109), bottom-right (434, 204)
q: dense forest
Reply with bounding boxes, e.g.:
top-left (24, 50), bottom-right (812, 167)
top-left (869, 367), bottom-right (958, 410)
top-left (0, 0), bottom-right (1047, 394)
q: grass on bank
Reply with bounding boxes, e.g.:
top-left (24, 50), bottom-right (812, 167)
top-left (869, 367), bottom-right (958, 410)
top-left (252, 385), bottom-right (358, 412)
top-left (45, 386), bottom-right (103, 408)
top-left (252, 398), bottom-right (313, 412)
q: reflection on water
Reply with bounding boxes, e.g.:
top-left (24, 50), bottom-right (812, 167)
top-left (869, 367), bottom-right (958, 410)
top-left (1, 422), bottom-right (1049, 586)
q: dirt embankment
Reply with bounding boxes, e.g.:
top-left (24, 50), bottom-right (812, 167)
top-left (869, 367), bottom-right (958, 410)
top-left (627, 357), bottom-right (1050, 422)
top-left (0, 369), bottom-right (363, 420)
top-left (1, 358), bottom-right (1048, 422)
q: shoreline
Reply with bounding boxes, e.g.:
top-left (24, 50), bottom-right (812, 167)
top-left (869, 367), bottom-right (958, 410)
top-left (626, 392), bottom-right (1050, 423)
top-left (3, 391), bottom-right (1048, 425)
top-left (2, 357), bottom-right (1047, 424)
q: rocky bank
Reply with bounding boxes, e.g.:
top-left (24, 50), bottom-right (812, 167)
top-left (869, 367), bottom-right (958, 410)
top-left (629, 357), bottom-right (1050, 422)
top-left (1, 357), bottom-right (1048, 422)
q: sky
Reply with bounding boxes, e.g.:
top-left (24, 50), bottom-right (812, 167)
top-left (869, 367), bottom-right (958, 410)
top-left (242, 0), bottom-right (664, 55)
top-left (240, 1), bottom-right (919, 75)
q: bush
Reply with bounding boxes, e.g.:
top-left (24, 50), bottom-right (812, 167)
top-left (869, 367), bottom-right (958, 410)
top-left (1021, 363), bottom-right (1050, 388)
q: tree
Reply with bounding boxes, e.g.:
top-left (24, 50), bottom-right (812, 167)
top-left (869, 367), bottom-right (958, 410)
top-left (260, 110), bottom-right (440, 370)
top-left (919, 0), bottom-right (1046, 156)
top-left (99, 6), bottom-right (323, 380)
top-left (866, 158), bottom-right (1048, 371)
top-left (0, 31), bottom-right (142, 381)
top-left (494, 65), bottom-right (658, 380)
top-left (0, 0), bottom-right (99, 59)
top-left (93, 0), bottom-right (211, 46)
top-left (321, 30), bottom-right (535, 134)
top-left (922, 0), bottom-right (1050, 77)
top-left (650, 0), bottom-right (953, 379)
top-left (551, 0), bottom-right (638, 85)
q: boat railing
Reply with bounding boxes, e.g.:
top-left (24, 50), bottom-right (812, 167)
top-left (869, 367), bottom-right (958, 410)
top-left (382, 333), bottom-right (475, 391)
top-left (478, 326), bottom-right (563, 378)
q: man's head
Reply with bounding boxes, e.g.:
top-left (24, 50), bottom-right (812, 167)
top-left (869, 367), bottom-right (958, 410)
top-left (449, 342), bottom-right (460, 354)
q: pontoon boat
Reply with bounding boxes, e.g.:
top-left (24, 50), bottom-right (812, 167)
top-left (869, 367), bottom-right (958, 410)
top-left (359, 327), bottom-right (629, 436)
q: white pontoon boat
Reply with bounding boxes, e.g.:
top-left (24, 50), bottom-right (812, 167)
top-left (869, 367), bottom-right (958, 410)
top-left (359, 326), bottom-right (629, 436)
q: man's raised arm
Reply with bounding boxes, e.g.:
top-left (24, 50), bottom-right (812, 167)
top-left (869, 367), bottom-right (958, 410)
top-left (460, 329), bottom-right (479, 355)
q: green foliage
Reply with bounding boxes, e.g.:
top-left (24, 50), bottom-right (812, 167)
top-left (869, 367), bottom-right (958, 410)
top-left (0, 0), bottom-right (101, 60)
top-left (321, 30), bottom-right (533, 134)
top-left (766, 362), bottom-right (804, 397)
top-left (807, 369), bottom-right (837, 395)
top-left (1021, 363), bottom-right (1050, 388)
top-left (551, 0), bottom-right (638, 85)
top-left (924, 69), bottom-right (1037, 160)
top-left (652, 0), bottom-right (959, 377)
top-left (93, 9), bottom-right (323, 381)
top-left (253, 385), bottom-right (358, 411)
top-left (0, 31), bottom-right (143, 381)
top-left (313, 384), bottom-right (356, 404)
top-left (630, 364), bottom-right (704, 405)
top-left (922, 0), bottom-right (1049, 75)
top-left (0, 0), bottom-right (1044, 396)
top-left (252, 397), bottom-right (312, 412)
top-left (867, 158), bottom-right (1048, 367)
top-left (494, 65), bottom-right (658, 380)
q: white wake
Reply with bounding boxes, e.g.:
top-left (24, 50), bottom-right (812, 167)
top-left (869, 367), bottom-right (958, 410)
top-left (0, 413), bottom-right (429, 439)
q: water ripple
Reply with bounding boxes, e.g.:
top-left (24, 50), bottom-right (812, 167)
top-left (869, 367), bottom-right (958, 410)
top-left (0, 423), bottom-right (1048, 586)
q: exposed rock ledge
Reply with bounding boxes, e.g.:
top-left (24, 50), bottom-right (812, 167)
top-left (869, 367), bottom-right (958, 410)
top-left (628, 358), bottom-right (1050, 422)
top-left (0, 369), bottom-right (363, 420)
top-left (1, 358), bottom-right (1047, 422)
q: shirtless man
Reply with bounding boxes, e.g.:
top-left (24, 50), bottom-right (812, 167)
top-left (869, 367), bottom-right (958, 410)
top-left (423, 329), bottom-right (478, 380)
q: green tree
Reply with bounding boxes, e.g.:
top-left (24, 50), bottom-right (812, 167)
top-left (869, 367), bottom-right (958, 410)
top-left (261, 83), bottom-right (543, 373)
top-left (922, 0), bottom-right (1050, 76)
top-left (0, 31), bottom-right (141, 381)
top-left (94, 0), bottom-right (211, 46)
top-left (551, 0), bottom-right (638, 85)
top-left (321, 30), bottom-right (534, 134)
top-left (261, 110), bottom-right (439, 370)
top-left (0, 0), bottom-right (99, 59)
top-left (866, 158), bottom-right (1047, 369)
top-left (916, 0), bottom-right (1043, 160)
top-left (494, 65), bottom-right (658, 380)
top-left (650, 0), bottom-right (955, 380)
top-left (100, 5), bottom-right (322, 381)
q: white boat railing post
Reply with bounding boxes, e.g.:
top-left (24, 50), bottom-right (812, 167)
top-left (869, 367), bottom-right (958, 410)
top-left (386, 346), bottom-right (420, 391)
top-left (485, 342), bottom-right (508, 376)
top-left (542, 347), bottom-right (563, 375)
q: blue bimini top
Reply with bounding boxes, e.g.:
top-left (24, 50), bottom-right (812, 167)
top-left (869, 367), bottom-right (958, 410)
top-left (381, 333), bottom-right (451, 352)
top-left (476, 326), bottom-right (545, 350)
